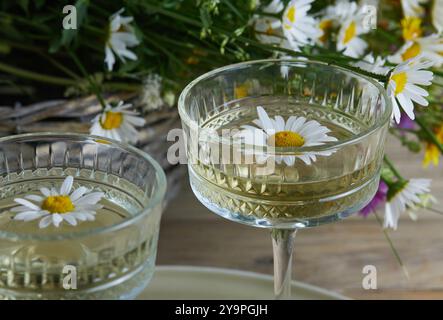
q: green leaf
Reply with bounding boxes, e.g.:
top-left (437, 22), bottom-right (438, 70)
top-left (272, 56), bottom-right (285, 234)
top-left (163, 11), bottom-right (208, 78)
top-left (0, 42), bottom-right (11, 54)
top-left (18, 0), bottom-right (29, 15)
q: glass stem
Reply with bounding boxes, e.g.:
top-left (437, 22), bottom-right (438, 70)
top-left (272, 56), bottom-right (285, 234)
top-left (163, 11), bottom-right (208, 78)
top-left (271, 228), bottom-right (297, 300)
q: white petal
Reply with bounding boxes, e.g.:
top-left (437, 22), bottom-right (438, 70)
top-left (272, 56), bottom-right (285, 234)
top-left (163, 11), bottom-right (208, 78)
top-left (52, 214), bottom-right (63, 227)
top-left (63, 214), bottom-right (78, 226)
top-left (257, 106), bottom-right (275, 133)
top-left (69, 187), bottom-right (89, 202)
top-left (14, 198), bottom-right (40, 211)
top-left (25, 195), bottom-right (43, 202)
top-left (60, 176), bottom-right (74, 195)
top-left (14, 211), bottom-right (43, 221)
top-left (74, 192), bottom-right (104, 206)
top-left (39, 215), bottom-right (53, 229)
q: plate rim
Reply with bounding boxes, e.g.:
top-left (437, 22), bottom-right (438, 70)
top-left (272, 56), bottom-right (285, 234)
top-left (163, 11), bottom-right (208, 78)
top-left (144, 265), bottom-right (349, 300)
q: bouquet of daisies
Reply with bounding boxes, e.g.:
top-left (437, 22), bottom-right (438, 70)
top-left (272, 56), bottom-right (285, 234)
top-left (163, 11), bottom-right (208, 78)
top-left (0, 0), bottom-right (442, 239)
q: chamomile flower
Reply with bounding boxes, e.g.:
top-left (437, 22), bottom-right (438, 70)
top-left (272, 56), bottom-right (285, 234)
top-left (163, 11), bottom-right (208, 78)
top-left (324, 0), bottom-right (358, 22)
top-left (387, 56), bottom-right (434, 123)
top-left (235, 106), bottom-right (337, 166)
top-left (12, 176), bottom-right (104, 229)
top-left (105, 8), bottom-right (140, 71)
top-left (90, 101), bottom-right (146, 143)
top-left (337, 17), bottom-right (368, 58)
top-left (401, 0), bottom-right (428, 17)
top-left (253, 0), bottom-right (284, 44)
top-left (139, 74), bottom-right (164, 112)
top-left (384, 178), bottom-right (431, 230)
top-left (388, 34), bottom-right (443, 67)
top-left (282, 0), bottom-right (322, 48)
top-left (401, 17), bottom-right (423, 41)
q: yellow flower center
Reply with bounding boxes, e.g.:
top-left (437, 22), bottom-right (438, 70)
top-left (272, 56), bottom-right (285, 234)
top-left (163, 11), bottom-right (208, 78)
top-left (401, 42), bottom-right (421, 61)
top-left (401, 17), bottom-right (422, 41)
top-left (42, 195), bottom-right (75, 214)
top-left (269, 131), bottom-right (305, 147)
top-left (343, 21), bottom-right (356, 45)
top-left (286, 6), bottom-right (296, 23)
top-left (319, 19), bottom-right (333, 43)
top-left (101, 111), bottom-right (123, 130)
top-left (391, 72), bottom-right (408, 95)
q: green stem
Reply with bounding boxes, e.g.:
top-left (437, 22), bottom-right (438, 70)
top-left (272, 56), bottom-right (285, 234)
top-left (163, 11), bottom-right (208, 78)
top-left (374, 211), bottom-right (409, 279)
top-left (143, 3), bottom-right (387, 82)
top-left (0, 62), bottom-right (77, 86)
top-left (383, 155), bottom-right (404, 181)
top-left (416, 117), bottom-right (443, 155)
top-left (67, 49), bottom-right (106, 108)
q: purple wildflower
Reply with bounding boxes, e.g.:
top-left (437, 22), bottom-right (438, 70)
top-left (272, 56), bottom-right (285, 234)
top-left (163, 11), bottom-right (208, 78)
top-left (359, 180), bottom-right (388, 217)
top-left (397, 113), bottom-right (415, 131)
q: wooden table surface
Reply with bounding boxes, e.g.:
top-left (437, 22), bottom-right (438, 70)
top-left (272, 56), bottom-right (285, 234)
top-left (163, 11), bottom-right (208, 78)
top-left (156, 139), bottom-right (443, 299)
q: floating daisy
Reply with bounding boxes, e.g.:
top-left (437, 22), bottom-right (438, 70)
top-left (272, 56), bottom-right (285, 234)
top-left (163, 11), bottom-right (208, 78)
top-left (253, 0), bottom-right (284, 45)
top-left (387, 55), bottom-right (434, 123)
top-left (105, 8), bottom-right (140, 71)
top-left (388, 34), bottom-right (443, 67)
top-left (282, 0), bottom-right (322, 48)
top-left (235, 106), bottom-right (337, 166)
top-left (90, 101), bottom-right (146, 143)
top-left (337, 17), bottom-right (368, 58)
top-left (384, 178), bottom-right (431, 230)
top-left (12, 176), bottom-right (104, 229)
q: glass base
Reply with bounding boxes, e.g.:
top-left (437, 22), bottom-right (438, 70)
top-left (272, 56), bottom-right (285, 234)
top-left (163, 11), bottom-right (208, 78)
top-left (189, 166), bottom-right (379, 228)
top-left (0, 257), bottom-right (155, 300)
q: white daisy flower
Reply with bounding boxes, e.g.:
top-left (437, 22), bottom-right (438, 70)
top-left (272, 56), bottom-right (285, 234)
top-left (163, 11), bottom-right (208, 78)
top-left (235, 106), bottom-right (338, 166)
top-left (90, 101), bottom-right (146, 143)
top-left (253, 0), bottom-right (284, 45)
top-left (401, 0), bottom-right (428, 17)
top-left (139, 74), bottom-right (164, 112)
top-left (105, 8), bottom-right (140, 71)
top-left (388, 34), bottom-right (443, 67)
top-left (324, 0), bottom-right (359, 22)
top-left (384, 178), bottom-right (431, 230)
top-left (282, 0), bottom-right (323, 48)
top-left (337, 16), bottom-right (368, 58)
top-left (387, 55), bottom-right (434, 123)
top-left (12, 176), bottom-right (104, 229)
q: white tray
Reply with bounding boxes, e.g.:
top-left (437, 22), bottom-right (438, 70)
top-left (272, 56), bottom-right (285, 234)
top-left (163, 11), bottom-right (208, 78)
top-left (138, 265), bottom-right (348, 300)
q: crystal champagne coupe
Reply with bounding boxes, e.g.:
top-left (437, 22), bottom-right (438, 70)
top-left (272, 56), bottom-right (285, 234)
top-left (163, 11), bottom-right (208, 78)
top-left (178, 60), bottom-right (391, 299)
top-left (0, 133), bottom-right (166, 299)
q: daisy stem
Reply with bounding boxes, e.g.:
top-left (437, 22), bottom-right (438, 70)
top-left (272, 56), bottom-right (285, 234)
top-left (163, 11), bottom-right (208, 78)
top-left (142, 3), bottom-right (388, 82)
top-left (415, 117), bottom-right (443, 155)
top-left (383, 155), bottom-right (404, 182)
top-left (67, 49), bottom-right (107, 109)
top-left (374, 211), bottom-right (409, 280)
top-left (425, 207), bottom-right (443, 216)
top-left (0, 62), bottom-right (77, 86)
